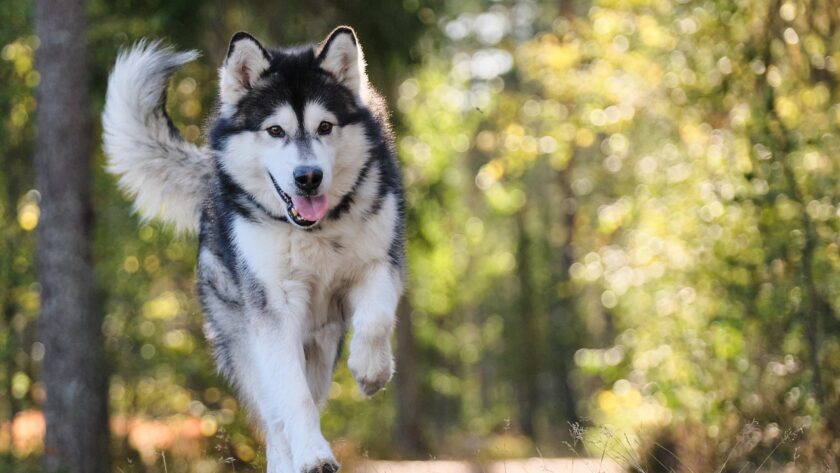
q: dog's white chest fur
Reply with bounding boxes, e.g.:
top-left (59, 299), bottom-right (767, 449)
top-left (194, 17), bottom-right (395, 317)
top-left (232, 191), bottom-right (399, 328)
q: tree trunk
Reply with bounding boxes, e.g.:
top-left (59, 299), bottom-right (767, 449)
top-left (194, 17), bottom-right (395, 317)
top-left (394, 299), bottom-right (426, 457)
top-left (548, 165), bottom-right (580, 426)
top-left (515, 210), bottom-right (540, 438)
top-left (559, 0), bottom-right (576, 17)
top-left (34, 1), bottom-right (109, 472)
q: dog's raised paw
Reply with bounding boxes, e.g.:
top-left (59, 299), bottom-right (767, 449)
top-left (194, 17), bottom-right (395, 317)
top-left (348, 339), bottom-right (393, 397)
top-left (304, 460), bottom-right (340, 473)
top-left (357, 373), bottom-right (389, 396)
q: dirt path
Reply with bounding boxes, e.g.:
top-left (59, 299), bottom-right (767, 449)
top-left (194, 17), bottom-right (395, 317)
top-left (355, 458), bottom-right (624, 473)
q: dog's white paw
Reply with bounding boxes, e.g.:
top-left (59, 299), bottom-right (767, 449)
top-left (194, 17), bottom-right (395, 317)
top-left (348, 335), bottom-right (393, 396)
top-left (301, 459), bottom-right (339, 473)
top-left (293, 440), bottom-right (338, 473)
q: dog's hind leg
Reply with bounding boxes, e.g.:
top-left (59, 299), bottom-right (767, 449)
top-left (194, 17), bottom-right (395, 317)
top-left (304, 320), bottom-right (345, 407)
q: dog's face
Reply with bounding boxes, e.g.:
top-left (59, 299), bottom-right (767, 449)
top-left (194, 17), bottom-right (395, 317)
top-left (211, 28), bottom-right (371, 228)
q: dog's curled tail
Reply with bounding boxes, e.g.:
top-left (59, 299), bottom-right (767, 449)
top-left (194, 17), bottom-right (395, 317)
top-left (103, 41), bottom-right (210, 233)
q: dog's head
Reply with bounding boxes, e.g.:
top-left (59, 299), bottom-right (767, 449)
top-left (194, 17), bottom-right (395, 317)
top-left (211, 27), bottom-right (372, 228)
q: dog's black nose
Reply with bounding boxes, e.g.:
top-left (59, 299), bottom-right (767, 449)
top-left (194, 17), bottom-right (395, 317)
top-left (293, 166), bottom-right (323, 193)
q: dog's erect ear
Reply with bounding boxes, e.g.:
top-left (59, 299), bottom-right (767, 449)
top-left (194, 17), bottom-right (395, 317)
top-left (317, 26), bottom-right (367, 99)
top-left (219, 32), bottom-right (271, 105)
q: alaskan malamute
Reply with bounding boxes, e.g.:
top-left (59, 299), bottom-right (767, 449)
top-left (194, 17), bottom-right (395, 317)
top-left (103, 27), bottom-right (405, 473)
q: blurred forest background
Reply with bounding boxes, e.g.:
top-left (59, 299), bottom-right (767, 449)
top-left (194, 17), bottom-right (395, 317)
top-left (1, 0), bottom-right (840, 471)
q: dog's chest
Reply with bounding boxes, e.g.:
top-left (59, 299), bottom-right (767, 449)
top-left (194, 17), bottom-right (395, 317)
top-left (232, 217), bottom-right (372, 305)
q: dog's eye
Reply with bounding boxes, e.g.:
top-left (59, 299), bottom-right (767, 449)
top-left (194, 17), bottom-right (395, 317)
top-left (317, 121), bottom-right (334, 135)
top-left (266, 126), bottom-right (286, 138)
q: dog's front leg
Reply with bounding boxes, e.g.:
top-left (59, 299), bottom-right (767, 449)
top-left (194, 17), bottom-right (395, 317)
top-left (250, 315), bottom-right (337, 473)
top-left (347, 263), bottom-right (402, 396)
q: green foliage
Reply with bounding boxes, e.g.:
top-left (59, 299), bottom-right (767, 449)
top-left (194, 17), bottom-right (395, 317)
top-left (1, 0), bottom-right (839, 471)
top-left (399, 0), bottom-right (840, 469)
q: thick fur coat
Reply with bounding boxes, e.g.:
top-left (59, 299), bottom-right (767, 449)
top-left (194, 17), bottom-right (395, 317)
top-left (102, 27), bottom-right (405, 473)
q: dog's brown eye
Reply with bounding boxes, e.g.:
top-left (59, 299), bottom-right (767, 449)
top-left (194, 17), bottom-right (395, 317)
top-left (266, 126), bottom-right (286, 138)
top-left (317, 121), bottom-right (333, 135)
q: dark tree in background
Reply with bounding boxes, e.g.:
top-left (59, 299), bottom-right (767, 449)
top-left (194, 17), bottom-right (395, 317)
top-left (34, 0), bottom-right (108, 472)
top-left (394, 301), bottom-right (425, 457)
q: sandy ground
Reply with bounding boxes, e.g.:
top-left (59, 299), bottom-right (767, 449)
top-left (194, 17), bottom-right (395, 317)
top-left (354, 458), bottom-right (624, 473)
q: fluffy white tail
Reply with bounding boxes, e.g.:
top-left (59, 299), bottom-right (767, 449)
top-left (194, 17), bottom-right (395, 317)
top-left (102, 41), bottom-right (211, 233)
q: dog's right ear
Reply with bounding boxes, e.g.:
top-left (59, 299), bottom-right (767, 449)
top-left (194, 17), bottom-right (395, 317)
top-left (219, 32), bottom-right (270, 106)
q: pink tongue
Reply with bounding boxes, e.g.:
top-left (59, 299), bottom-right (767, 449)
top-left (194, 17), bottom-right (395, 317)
top-left (291, 195), bottom-right (329, 221)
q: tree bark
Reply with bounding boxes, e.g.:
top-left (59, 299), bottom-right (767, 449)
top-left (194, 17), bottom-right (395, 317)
top-left (34, 1), bottom-right (109, 472)
top-left (548, 164), bottom-right (580, 426)
top-left (394, 299), bottom-right (426, 457)
top-left (515, 210), bottom-right (540, 438)
top-left (559, 0), bottom-right (576, 18)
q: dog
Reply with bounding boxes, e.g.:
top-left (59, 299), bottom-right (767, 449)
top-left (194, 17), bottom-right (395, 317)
top-left (102, 26), bottom-right (405, 473)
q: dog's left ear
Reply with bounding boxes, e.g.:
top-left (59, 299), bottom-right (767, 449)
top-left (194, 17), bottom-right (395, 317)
top-left (317, 26), bottom-right (367, 99)
top-left (220, 32), bottom-right (271, 106)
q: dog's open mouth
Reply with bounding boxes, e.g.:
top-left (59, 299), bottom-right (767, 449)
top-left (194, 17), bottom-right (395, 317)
top-left (268, 173), bottom-right (328, 228)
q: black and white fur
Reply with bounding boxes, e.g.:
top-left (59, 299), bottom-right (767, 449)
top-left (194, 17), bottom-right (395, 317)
top-left (103, 27), bottom-right (405, 473)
